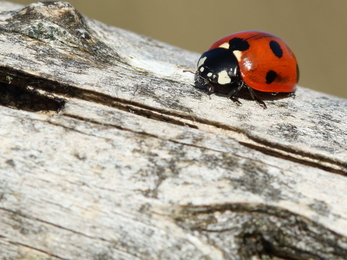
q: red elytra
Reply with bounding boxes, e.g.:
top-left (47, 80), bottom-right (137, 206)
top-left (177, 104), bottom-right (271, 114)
top-left (208, 31), bottom-right (299, 93)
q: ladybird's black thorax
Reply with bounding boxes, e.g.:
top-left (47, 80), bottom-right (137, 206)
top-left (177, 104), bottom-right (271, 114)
top-left (195, 48), bottom-right (240, 90)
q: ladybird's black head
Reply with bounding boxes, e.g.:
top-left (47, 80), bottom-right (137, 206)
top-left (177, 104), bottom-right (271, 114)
top-left (195, 48), bottom-right (240, 92)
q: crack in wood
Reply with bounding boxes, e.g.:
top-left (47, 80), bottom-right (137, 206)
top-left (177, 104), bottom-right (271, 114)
top-left (240, 140), bottom-right (347, 175)
top-left (0, 82), bottom-right (66, 114)
top-left (0, 65), bottom-right (346, 177)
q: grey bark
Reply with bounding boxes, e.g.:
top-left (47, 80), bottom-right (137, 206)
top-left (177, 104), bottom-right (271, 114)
top-left (0, 1), bottom-right (347, 260)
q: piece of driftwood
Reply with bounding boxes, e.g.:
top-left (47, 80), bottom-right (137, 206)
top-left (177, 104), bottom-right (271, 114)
top-left (1, 1), bottom-right (347, 259)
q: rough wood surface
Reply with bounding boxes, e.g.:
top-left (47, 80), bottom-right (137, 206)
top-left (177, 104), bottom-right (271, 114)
top-left (1, 1), bottom-right (347, 260)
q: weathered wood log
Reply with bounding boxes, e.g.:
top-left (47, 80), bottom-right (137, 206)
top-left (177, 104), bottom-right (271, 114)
top-left (1, 1), bottom-right (347, 259)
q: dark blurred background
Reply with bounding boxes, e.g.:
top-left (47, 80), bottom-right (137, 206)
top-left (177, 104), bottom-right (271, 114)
top-left (11, 0), bottom-right (347, 99)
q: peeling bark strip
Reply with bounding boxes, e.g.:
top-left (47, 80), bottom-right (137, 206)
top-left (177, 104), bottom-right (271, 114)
top-left (0, 1), bottom-right (347, 260)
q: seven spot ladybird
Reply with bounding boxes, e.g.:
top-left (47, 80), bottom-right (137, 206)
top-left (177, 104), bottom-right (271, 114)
top-left (193, 31), bottom-right (299, 108)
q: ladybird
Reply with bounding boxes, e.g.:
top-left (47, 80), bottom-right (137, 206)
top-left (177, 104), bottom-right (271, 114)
top-left (194, 31), bottom-right (299, 108)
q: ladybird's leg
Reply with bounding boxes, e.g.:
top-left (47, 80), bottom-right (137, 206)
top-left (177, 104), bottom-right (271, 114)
top-left (245, 84), bottom-right (267, 109)
top-left (203, 82), bottom-right (215, 100)
top-left (289, 92), bottom-right (296, 99)
top-left (207, 83), bottom-right (215, 95)
top-left (227, 83), bottom-right (244, 106)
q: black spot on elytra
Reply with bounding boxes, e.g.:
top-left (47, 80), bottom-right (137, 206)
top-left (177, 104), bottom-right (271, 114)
top-left (229, 37), bottom-right (250, 51)
top-left (269, 40), bottom-right (283, 58)
top-left (265, 70), bottom-right (277, 84)
top-left (296, 63), bottom-right (300, 82)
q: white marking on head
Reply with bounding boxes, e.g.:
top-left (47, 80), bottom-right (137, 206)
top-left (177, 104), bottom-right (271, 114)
top-left (217, 70), bottom-right (231, 85)
top-left (219, 42), bottom-right (230, 49)
top-left (207, 72), bottom-right (213, 78)
top-left (199, 67), bottom-right (204, 72)
top-left (233, 50), bottom-right (242, 62)
top-left (197, 56), bottom-right (207, 68)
